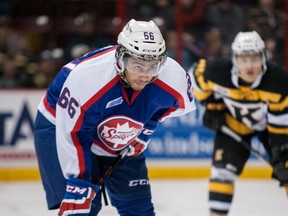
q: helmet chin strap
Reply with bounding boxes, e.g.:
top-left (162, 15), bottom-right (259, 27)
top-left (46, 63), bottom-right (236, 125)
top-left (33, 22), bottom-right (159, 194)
top-left (116, 62), bottom-right (124, 73)
top-left (116, 56), bottom-right (131, 88)
top-left (119, 72), bottom-right (130, 88)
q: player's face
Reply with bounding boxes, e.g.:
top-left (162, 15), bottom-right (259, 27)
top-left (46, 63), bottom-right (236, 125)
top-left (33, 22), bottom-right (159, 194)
top-left (236, 53), bottom-right (263, 83)
top-left (125, 57), bottom-right (159, 91)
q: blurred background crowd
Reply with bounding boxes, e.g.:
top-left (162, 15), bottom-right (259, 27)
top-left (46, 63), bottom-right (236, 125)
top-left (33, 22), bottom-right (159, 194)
top-left (0, 0), bottom-right (286, 89)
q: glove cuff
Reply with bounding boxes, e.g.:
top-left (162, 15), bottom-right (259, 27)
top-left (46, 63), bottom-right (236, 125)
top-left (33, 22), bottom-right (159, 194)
top-left (68, 177), bottom-right (99, 192)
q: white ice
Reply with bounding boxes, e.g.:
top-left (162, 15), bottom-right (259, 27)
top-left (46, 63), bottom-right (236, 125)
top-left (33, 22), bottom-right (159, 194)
top-left (0, 179), bottom-right (287, 216)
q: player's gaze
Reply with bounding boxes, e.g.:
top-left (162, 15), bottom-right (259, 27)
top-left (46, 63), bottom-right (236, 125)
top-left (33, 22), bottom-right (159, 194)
top-left (235, 53), bottom-right (262, 68)
top-left (124, 57), bottom-right (161, 77)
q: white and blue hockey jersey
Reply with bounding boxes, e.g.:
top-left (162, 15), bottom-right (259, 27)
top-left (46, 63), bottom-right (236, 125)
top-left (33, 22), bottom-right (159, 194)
top-left (38, 45), bottom-right (196, 180)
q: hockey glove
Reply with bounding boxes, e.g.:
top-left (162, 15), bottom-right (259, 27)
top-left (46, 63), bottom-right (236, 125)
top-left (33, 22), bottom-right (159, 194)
top-left (58, 177), bottom-right (99, 216)
top-left (271, 142), bottom-right (288, 186)
top-left (203, 109), bottom-right (226, 132)
top-left (127, 137), bottom-right (149, 156)
top-left (272, 161), bottom-right (288, 186)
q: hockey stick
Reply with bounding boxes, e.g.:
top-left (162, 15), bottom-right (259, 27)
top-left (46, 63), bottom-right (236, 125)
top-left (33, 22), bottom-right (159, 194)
top-left (97, 147), bottom-right (129, 205)
top-left (220, 125), bottom-right (271, 165)
top-left (97, 147), bottom-right (129, 186)
top-left (221, 126), bottom-right (288, 194)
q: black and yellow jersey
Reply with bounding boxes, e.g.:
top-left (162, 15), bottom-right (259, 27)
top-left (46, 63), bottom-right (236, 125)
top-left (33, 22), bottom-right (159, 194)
top-left (189, 58), bottom-right (288, 142)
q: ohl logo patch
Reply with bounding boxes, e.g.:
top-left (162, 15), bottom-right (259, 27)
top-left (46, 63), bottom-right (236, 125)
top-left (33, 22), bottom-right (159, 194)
top-left (97, 116), bottom-right (144, 150)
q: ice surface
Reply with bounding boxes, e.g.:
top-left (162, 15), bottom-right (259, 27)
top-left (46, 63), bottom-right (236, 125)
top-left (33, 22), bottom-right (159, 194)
top-left (0, 179), bottom-right (287, 216)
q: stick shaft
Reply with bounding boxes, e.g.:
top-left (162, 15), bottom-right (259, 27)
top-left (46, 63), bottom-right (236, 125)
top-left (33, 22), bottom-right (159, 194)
top-left (97, 148), bottom-right (129, 186)
top-left (221, 125), bottom-right (270, 165)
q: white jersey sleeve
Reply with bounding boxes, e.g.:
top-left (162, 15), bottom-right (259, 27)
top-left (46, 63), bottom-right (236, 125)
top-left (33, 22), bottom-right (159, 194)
top-left (157, 57), bottom-right (196, 121)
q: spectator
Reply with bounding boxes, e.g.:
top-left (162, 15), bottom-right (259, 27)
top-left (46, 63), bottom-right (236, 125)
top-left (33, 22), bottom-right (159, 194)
top-left (181, 0), bottom-right (206, 38)
top-left (245, 0), bottom-right (285, 65)
top-left (0, 0), bottom-right (14, 16)
top-left (0, 56), bottom-right (21, 88)
top-left (204, 0), bottom-right (245, 53)
top-left (33, 49), bottom-right (64, 88)
top-left (150, 0), bottom-right (174, 32)
top-left (13, 51), bottom-right (36, 88)
top-left (166, 30), bottom-right (197, 70)
top-left (64, 13), bottom-right (110, 62)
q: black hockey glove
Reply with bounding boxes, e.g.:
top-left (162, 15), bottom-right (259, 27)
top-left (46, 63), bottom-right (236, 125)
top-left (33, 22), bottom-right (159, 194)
top-left (272, 161), bottom-right (288, 186)
top-left (271, 142), bottom-right (288, 186)
top-left (203, 109), bottom-right (226, 132)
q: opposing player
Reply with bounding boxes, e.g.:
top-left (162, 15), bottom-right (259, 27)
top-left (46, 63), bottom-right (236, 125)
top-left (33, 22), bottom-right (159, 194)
top-left (189, 31), bottom-right (288, 216)
top-left (34, 19), bottom-right (195, 215)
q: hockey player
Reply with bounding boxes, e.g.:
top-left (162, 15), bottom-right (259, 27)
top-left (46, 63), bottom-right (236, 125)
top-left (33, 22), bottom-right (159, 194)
top-left (34, 19), bottom-right (195, 216)
top-left (189, 31), bottom-right (288, 216)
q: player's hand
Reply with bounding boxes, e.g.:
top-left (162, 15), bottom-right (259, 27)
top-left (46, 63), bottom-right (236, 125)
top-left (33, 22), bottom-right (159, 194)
top-left (127, 137), bottom-right (148, 156)
top-left (270, 142), bottom-right (288, 186)
top-left (203, 109), bottom-right (225, 131)
top-left (58, 177), bottom-right (99, 216)
top-left (271, 142), bottom-right (288, 162)
top-left (272, 161), bottom-right (288, 186)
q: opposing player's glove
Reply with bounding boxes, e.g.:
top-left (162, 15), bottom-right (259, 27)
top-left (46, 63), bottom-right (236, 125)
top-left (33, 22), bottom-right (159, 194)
top-left (203, 109), bottom-right (226, 132)
top-left (271, 142), bottom-right (288, 186)
top-left (58, 177), bottom-right (99, 216)
top-left (127, 137), bottom-right (149, 156)
top-left (272, 161), bottom-right (288, 186)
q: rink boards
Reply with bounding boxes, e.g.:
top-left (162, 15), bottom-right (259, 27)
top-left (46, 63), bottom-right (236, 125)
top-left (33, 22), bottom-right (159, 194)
top-left (0, 90), bottom-right (272, 180)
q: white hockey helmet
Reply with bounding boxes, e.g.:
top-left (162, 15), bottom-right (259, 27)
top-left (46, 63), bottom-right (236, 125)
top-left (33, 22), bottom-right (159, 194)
top-left (231, 31), bottom-right (266, 72)
top-left (116, 19), bottom-right (167, 75)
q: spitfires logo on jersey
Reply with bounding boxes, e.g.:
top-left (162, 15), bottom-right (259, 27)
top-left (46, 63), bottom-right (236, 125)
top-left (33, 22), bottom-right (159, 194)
top-left (97, 116), bottom-right (144, 150)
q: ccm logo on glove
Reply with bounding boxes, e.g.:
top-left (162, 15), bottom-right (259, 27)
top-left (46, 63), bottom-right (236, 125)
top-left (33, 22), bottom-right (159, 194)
top-left (58, 177), bottom-right (99, 216)
top-left (66, 185), bottom-right (87, 194)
